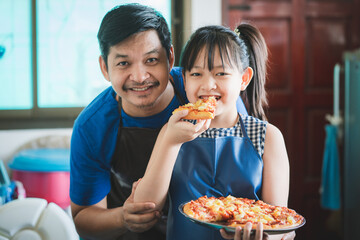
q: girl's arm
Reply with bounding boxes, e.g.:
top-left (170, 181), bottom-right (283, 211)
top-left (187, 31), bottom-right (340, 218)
top-left (262, 123), bottom-right (289, 207)
top-left (262, 123), bottom-right (291, 240)
top-left (133, 110), bottom-right (211, 211)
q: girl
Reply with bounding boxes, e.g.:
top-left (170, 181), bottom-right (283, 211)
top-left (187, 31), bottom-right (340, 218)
top-left (133, 23), bottom-right (292, 240)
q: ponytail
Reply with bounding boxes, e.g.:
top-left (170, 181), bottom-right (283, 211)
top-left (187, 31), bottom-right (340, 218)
top-left (235, 23), bottom-right (268, 121)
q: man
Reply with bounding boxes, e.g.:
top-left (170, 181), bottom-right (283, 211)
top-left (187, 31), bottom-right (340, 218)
top-left (70, 3), bottom-right (247, 240)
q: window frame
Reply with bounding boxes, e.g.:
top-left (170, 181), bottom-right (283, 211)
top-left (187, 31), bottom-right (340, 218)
top-left (0, 0), bottom-right (182, 130)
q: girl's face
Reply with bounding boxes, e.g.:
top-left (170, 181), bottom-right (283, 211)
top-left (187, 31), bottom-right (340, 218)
top-left (184, 46), bottom-right (251, 123)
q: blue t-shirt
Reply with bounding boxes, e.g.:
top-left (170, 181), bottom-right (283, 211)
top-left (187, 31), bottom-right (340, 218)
top-left (70, 67), bottom-right (247, 206)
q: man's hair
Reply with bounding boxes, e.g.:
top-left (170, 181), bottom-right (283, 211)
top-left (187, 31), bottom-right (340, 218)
top-left (97, 3), bottom-right (172, 67)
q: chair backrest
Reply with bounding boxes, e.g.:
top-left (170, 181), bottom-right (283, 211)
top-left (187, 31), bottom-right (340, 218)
top-left (0, 198), bottom-right (79, 240)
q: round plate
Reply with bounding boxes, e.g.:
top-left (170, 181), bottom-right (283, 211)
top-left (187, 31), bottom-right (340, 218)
top-left (178, 203), bottom-right (306, 235)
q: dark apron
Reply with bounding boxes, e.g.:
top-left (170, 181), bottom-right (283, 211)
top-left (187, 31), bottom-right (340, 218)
top-left (167, 115), bottom-right (263, 240)
top-left (107, 80), bottom-right (185, 240)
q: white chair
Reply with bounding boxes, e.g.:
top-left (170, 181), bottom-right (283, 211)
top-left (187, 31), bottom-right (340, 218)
top-left (0, 198), bottom-right (79, 240)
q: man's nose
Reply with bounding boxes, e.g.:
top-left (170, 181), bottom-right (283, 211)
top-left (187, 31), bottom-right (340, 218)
top-left (129, 65), bottom-right (150, 82)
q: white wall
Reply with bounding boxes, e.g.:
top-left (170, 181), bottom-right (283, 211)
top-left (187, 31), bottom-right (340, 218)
top-left (182, 0), bottom-right (222, 44)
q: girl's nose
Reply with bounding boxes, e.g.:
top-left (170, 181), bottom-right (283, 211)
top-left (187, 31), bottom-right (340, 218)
top-left (201, 76), bottom-right (217, 91)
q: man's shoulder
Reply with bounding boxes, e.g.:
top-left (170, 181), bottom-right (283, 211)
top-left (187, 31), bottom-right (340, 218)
top-left (72, 86), bottom-right (119, 154)
top-left (170, 66), bottom-right (182, 78)
top-left (171, 67), bottom-right (183, 82)
top-left (170, 67), bottom-right (187, 103)
top-left (75, 87), bottom-right (118, 128)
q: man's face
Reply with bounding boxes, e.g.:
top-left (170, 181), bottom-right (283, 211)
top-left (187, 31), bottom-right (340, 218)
top-left (100, 30), bottom-right (174, 117)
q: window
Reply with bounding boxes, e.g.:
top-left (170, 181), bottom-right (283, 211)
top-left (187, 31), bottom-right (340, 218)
top-left (0, 0), bottom-right (32, 110)
top-left (0, 0), bottom-right (172, 129)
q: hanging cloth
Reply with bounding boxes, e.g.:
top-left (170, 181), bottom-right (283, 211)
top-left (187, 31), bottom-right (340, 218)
top-left (320, 124), bottom-right (341, 210)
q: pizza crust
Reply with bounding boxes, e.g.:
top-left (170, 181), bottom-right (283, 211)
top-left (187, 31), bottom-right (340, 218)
top-left (173, 108), bottom-right (215, 120)
top-left (183, 202), bottom-right (193, 216)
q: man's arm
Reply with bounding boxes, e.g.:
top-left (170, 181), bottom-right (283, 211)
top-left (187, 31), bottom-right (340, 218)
top-left (71, 181), bottom-right (160, 240)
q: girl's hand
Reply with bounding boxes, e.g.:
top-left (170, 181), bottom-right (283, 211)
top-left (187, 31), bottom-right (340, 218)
top-left (164, 109), bottom-right (211, 145)
top-left (220, 222), bottom-right (269, 240)
top-left (281, 231), bottom-right (296, 240)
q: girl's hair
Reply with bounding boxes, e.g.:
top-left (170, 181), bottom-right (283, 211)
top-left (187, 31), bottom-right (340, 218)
top-left (180, 23), bottom-right (268, 120)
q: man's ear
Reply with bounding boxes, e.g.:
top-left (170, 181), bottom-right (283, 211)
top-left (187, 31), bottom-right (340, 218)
top-left (241, 67), bottom-right (253, 91)
top-left (168, 45), bottom-right (175, 70)
top-left (99, 55), bottom-right (110, 82)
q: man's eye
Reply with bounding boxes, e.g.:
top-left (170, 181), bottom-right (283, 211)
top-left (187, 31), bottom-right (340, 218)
top-left (117, 61), bottom-right (128, 66)
top-left (147, 58), bottom-right (158, 63)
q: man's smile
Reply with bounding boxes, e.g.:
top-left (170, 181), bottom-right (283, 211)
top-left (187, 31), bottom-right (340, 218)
top-left (124, 82), bottom-right (160, 92)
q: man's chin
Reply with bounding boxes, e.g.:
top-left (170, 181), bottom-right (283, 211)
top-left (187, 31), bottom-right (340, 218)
top-left (130, 96), bottom-right (158, 110)
top-left (136, 101), bottom-right (156, 109)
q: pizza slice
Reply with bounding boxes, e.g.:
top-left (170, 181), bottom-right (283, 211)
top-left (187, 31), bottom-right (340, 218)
top-left (172, 97), bottom-right (217, 120)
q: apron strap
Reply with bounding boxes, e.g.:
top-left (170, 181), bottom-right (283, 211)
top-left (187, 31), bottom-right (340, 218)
top-left (238, 114), bottom-right (249, 139)
top-left (169, 74), bottom-right (186, 105)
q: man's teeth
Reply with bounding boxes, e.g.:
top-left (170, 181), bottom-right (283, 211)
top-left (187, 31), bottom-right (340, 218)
top-left (132, 86), bottom-right (150, 91)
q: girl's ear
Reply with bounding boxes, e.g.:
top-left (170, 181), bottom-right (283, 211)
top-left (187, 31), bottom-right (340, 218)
top-left (241, 67), bottom-right (253, 91)
top-left (99, 55), bottom-right (110, 82)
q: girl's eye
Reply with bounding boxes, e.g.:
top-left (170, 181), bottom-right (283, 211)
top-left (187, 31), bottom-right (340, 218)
top-left (190, 72), bottom-right (200, 77)
top-left (216, 72), bottom-right (227, 76)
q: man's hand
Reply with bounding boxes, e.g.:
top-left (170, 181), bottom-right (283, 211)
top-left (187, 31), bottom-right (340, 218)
top-left (122, 180), bottom-right (161, 232)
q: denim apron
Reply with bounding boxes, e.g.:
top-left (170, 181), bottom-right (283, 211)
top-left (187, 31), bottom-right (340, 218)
top-left (107, 79), bottom-right (185, 240)
top-left (167, 116), bottom-right (263, 240)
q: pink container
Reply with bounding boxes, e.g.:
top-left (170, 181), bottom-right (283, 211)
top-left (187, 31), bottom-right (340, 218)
top-left (12, 170), bottom-right (70, 208)
top-left (9, 149), bottom-right (71, 209)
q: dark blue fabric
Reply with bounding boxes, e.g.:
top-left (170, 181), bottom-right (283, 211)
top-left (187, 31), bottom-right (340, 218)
top-left (167, 117), bottom-right (263, 240)
top-left (321, 124), bottom-right (341, 210)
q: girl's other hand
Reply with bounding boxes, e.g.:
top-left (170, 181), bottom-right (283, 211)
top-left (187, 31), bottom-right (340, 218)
top-left (281, 231), bottom-right (296, 239)
top-left (220, 222), bottom-right (269, 240)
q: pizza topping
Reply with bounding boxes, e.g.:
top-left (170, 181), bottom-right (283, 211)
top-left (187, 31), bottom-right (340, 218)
top-left (172, 96), bottom-right (217, 119)
top-left (183, 195), bottom-right (304, 230)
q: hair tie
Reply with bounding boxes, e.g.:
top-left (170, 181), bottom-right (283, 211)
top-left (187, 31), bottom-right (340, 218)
top-left (234, 28), bottom-right (241, 37)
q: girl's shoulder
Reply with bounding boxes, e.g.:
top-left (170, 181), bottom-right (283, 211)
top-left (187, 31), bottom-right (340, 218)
top-left (240, 114), bottom-right (267, 130)
top-left (239, 114), bottom-right (268, 157)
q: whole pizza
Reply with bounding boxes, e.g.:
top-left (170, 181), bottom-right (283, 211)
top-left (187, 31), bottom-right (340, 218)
top-left (183, 195), bottom-right (305, 230)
